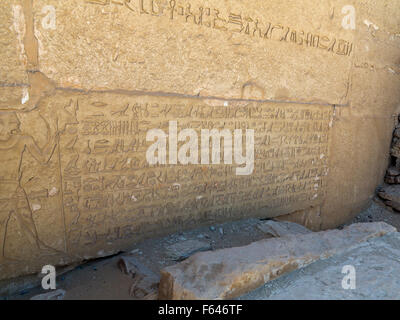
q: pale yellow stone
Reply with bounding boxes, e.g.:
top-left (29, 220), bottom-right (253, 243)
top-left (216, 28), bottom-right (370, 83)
top-left (0, 87), bottom-right (29, 109)
top-left (276, 1), bottom-right (400, 229)
top-left (0, 90), bottom-right (332, 280)
top-left (33, 0), bottom-right (355, 104)
top-left (0, 0), bottom-right (28, 84)
top-left (0, 0), bottom-right (399, 282)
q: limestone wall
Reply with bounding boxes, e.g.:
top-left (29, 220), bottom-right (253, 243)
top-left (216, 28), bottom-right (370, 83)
top-left (0, 0), bottom-right (399, 281)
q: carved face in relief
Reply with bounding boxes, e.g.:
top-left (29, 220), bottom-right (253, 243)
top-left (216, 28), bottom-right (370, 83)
top-left (0, 112), bottom-right (21, 139)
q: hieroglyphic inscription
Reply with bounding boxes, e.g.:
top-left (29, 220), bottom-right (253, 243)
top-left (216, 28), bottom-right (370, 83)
top-left (85, 0), bottom-right (353, 57)
top-left (32, 0), bottom-right (354, 104)
top-left (57, 93), bottom-right (332, 249)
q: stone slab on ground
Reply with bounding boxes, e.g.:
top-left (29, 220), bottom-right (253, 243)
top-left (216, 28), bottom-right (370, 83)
top-left (257, 220), bottom-right (312, 238)
top-left (165, 240), bottom-right (212, 261)
top-left (240, 232), bottom-right (400, 300)
top-left (158, 222), bottom-right (396, 300)
top-left (5, 207), bottom-right (400, 301)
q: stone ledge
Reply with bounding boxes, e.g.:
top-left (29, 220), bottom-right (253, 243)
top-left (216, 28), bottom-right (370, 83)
top-left (158, 222), bottom-right (396, 300)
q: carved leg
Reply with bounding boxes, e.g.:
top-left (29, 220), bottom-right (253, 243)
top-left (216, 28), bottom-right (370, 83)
top-left (14, 188), bottom-right (62, 256)
top-left (14, 208), bottom-right (41, 250)
top-left (14, 205), bottom-right (61, 256)
top-left (0, 211), bottom-right (11, 260)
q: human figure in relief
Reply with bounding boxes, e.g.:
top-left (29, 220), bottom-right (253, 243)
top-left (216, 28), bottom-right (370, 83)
top-left (0, 111), bottom-right (60, 261)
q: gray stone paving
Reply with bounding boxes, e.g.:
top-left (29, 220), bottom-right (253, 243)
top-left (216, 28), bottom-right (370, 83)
top-left (240, 233), bottom-right (400, 300)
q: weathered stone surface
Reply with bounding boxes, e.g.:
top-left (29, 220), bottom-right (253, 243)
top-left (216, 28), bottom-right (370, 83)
top-left (30, 289), bottom-right (66, 300)
top-left (384, 118), bottom-right (400, 185)
top-left (158, 222), bottom-right (396, 300)
top-left (385, 201), bottom-right (400, 212)
top-left (32, 0), bottom-right (353, 104)
top-left (0, 0), bottom-right (399, 282)
top-left (0, 91), bottom-right (332, 280)
top-left (376, 186), bottom-right (400, 212)
top-left (378, 185), bottom-right (400, 203)
top-left (0, 0), bottom-right (28, 84)
top-left (386, 176), bottom-right (397, 184)
top-left (166, 240), bottom-right (211, 261)
top-left (118, 256), bottom-right (160, 299)
top-left (240, 232), bottom-right (400, 300)
top-left (257, 220), bottom-right (312, 237)
top-left (387, 167), bottom-right (400, 177)
top-left (278, 0), bottom-right (400, 229)
top-left (0, 87), bottom-right (28, 109)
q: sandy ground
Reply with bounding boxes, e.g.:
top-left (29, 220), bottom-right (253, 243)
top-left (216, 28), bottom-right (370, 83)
top-left (348, 198), bottom-right (400, 228)
top-left (4, 218), bottom-right (273, 300)
top-left (3, 196), bottom-right (400, 300)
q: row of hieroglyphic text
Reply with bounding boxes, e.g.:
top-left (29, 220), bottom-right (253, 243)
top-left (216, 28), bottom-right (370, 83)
top-left (85, 0), bottom-right (353, 57)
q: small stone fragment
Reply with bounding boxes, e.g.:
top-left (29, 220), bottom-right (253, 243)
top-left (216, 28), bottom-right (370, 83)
top-left (378, 185), bottom-right (400, 202)
top-left (387, 167), bottom-right (400, 177)
top-left (385, 201), bottom-right (400, 212)
top-left (118, 256), bottom-right (160, 299)
top-left (385, 176), bottom-right (397, 184)
top-left (165, 240), bottom-right (212, 261)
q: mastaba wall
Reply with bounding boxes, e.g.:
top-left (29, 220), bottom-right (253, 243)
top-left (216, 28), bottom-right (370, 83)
top-left (0, 0), bottom-right (399, 281)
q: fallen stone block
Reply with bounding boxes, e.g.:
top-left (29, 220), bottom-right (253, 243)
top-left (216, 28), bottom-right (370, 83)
top-left (377, 185), bottom-right (400, 212)
top-left (385, 201), bottom-right (400, 212)
top-left (240, 232), bottom-right (400, 300)
top-left (385, 176), bottom-right (398, 184)
top-left (158, 222), bottom-right (396, 300)
top-left (165, 240), bottom-right (212, 261)
top-left (257, 220), bottom-right (312, 238)
top-left (118, 256), bottom-right (160, 299)
top-left (378, 185), bottom-right (400, 202)
top-left (30, 289), bottom-right (66, 300)
top-left (387, 167), bottom-right (400, 177)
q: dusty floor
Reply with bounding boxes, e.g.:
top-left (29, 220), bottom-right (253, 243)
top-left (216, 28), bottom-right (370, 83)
top-left (3, 195), bottom-right (400, 300)
top-left (348, 198), bottom-right (400, 228)
top-left (4, 218), bottom-right (273, 300)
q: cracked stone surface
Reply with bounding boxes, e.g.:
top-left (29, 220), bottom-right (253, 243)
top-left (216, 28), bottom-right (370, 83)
top-left (240, 232), bottom-right (400, 300)
top-left (158, 222), bottom-right (396, 300)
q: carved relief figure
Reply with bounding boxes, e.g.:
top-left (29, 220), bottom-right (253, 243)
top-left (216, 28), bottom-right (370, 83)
top-left (0, 111), bottom-right (59, 261)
